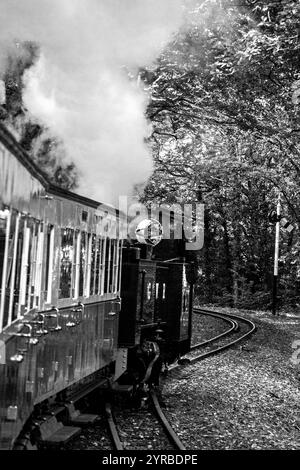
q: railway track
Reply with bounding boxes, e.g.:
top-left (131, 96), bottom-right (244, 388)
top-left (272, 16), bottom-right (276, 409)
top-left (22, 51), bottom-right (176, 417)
top-left (93, 308), bottom-right (256, 450)
top-left (105, 401), bottom-right (123, 450)
top-left (57, 308), bottom-right (256, 451)
top-left (178, 307), bottom-right (256, 364)
top-left (105, 390), bottom-right (185, 451)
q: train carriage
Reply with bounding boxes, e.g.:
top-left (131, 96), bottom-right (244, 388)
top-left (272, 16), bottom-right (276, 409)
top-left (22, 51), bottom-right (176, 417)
top-left (0, 122), bottom-right (126, 449)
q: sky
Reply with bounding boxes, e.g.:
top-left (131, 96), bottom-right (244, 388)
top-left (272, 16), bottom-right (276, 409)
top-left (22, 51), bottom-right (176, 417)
top-left (0, 0), bottom-right (192, 204)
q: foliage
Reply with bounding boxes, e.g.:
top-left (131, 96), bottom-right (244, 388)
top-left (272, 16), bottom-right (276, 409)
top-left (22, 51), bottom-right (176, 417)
top-left (0, 42), bottom-right (78, 190)
top-left (142, 0), bottom-right (300, 310)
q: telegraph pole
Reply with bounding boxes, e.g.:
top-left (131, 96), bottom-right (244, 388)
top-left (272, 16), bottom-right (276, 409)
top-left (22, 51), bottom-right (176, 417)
top-left (272, 193), bottom-right (281, 316)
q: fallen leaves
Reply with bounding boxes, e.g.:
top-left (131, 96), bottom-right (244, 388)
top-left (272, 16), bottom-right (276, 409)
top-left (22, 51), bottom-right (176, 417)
top-left (162, 308), bottom-right (300, 449)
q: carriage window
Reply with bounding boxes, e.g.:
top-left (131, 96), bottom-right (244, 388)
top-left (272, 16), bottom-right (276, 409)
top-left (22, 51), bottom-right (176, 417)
top-left (95, 237), bottom-right (101, 295)
top-left (23, 221), bottom-right (43, 312)
top-left (111, 239), bottom-right (121, 294)
top-left (34, 224), bottom-right (45, 308)
top-left (59, 228), bottom-right (74, 299)
top-left (117, 239), bottom-right (123, 293)
top-left (0, 209), bottom-right (11, 331)
top-left (89, 236), bottom-right (109, 296)
top-left (25, 222), bottom-right (37, 310)
top-left (2, 213), bottom-right (27, 326)
top-left (19, 222), bottom-right (30, 309)
top-left (45, 225), bottom-right (54, 304)
top-left (2, 212), bottom-right (14, 327)
top-left (86, 233), bottom-right (92, 297)
top-left (112, 239), bottom-right (119, 293)
top-left (109, 240), bottom-right (115, 293)
top-left (100, 237), bottom-right (106, 295)
top-left (0, 214), bottom-right (5, 288)
top-left (73, 230), bottom-right (80, 298)
top-left (0, 212), bottom-right (36, 330)
top-left (79, 232), bottom-right (87, 297)
top-left (10, 216), bottom-right (24, 322)
top-left (104, 238), bottom-right (111, 294)
top-left (90, 234), bottom-right (96, 296)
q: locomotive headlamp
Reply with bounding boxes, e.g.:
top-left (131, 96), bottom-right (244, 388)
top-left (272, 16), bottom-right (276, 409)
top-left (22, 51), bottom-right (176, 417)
top-left (135, 218), bottom-right (163, 246)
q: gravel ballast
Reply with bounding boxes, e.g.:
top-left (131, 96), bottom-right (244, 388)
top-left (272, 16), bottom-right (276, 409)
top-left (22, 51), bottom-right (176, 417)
top-left (161, 307), bottom-right (300, 450)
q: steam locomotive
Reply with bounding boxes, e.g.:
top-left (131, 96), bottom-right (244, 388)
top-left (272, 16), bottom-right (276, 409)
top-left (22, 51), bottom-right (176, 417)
top-left (0, 121), bottom-right (200, 449)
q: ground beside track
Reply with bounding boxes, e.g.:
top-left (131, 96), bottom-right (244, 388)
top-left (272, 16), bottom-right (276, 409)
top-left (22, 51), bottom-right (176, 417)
top-left (191, 310), bottom-right (229, 347)
top-left (162, 306), bottom-right (300, 450)
top-left (64, 416), bottom-right (112, 450)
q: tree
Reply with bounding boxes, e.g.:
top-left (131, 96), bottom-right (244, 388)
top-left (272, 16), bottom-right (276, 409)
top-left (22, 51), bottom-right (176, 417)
top-left (0, 41), bottom-right (78, 190)
top-left (141, 0), bottom-right (300, 309)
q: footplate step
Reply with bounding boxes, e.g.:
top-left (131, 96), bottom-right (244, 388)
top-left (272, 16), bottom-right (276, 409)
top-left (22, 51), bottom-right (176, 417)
top-left (65, 403), bottom-right (99, 427)
top-left (39, 416), bottom-right (81, 446)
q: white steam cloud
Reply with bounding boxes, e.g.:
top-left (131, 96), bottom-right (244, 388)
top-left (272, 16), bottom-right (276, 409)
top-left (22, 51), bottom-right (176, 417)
top-left (0, 0), bottom-right (187, 203)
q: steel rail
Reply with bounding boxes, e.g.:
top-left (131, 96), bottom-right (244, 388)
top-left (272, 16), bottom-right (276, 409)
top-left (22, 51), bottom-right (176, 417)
top-left (105, 393), bottom-right (185, 451)
top-left (187, 307), bottom-right (256, 363)
top-left (194, 307), bottom-right (256, 335)
top-left (149, 389), bottom-right (186, 451)
top-left (190, 310), bottom-right (238, 351)
top-left (105, 401), bottom-right (123, 451)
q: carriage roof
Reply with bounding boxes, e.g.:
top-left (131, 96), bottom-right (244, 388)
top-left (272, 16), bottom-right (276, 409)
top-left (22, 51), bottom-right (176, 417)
top-left (0, 121), bottom-right (122, 218)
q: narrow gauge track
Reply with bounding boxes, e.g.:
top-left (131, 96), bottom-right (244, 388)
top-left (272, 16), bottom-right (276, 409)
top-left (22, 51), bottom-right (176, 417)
top-left (62, 309), bottom-right (255, 450)
top-left (105, 391), bottom-right (185, 451)
top-left (104, 308), bottom-right (255, 451)
top-left (105, 401), bottom-right (123, 450)
top-left (179, 307), bottom-right (256, 364)
top-left (191, 310), bottom-right (239, 350)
